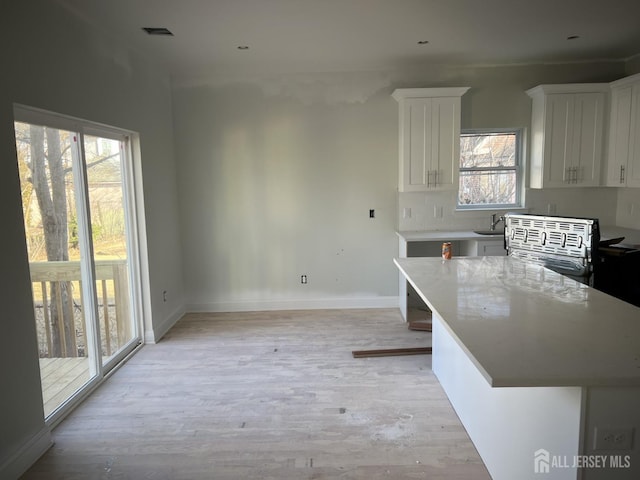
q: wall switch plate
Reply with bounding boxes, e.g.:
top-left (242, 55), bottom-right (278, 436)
top-left (403, 207), bottom-right (411, 219)
top-left (594, 427), bottom-right (634, 451)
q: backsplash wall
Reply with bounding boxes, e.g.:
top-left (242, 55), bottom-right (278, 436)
top-left (616, 188), bottom-right (640, 229)
top-left (397, 187), bottom-right (619, 231)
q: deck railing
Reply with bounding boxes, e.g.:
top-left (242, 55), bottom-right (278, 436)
top-left (29, 259), bottom-right (130, 358)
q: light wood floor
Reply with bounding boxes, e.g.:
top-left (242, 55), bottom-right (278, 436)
top-left (23, 309), bottom-right (490, 480)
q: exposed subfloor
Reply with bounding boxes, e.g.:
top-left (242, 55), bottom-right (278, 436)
top-left (22, 308), bottom-right (491, 480)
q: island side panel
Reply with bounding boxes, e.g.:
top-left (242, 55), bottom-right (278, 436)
top-left (432, 313), bottom-right (583, 480)
top-left (582, 387), bottom-right (640, 480)
top-left (398, 236), bottom-right (408, 320)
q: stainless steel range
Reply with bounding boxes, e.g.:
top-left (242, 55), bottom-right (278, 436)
top-left (504, 213), bottom-right (600, 284)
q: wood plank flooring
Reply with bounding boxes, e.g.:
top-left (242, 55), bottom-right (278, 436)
top-left (22, 309), bottom-right (490, 480)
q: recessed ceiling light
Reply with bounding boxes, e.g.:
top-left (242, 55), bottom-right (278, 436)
top-left (417, 40), bottom-right (429, 45)
top-left (237, 45), bottom-right (250, 50)
top-left (567, 35), bottom-right (580, 40)
top-left (142, 27), bottom-right (174, 36)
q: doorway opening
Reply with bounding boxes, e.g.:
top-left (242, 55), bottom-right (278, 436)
top-left (13, 105), bottom-right (146, 423)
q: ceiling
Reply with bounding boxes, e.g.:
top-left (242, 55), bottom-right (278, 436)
top-left (56, 0), bottom-right (640, 80)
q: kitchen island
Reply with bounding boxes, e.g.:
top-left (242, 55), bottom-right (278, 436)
top-left (395, 256), bottom-right (640, 480)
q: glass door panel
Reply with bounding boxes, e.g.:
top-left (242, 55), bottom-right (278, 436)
top-left (14, 122), bottom-right (98, 418)
top-left (83, 134), bottom-right (136, 366)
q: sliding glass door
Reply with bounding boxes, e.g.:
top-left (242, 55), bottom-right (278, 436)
top-left (14, 107), bottom-right (142, 421)
top-left (83, 132), bottom-right (137, 367)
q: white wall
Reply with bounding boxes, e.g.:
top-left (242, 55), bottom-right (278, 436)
top-left (173, 62), bottom-right (627, 311)
top-left (0, 1), bottom-right (183, 476)
top-left (616, 189), bottom-right (640, 229)
top-left (173, 77), bottom-right (399, 310)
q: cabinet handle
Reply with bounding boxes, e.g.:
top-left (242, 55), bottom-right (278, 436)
top-left (564, 167), bottom-right (577, 183)
top-left (427, 170), bottom-right (438, 188)
top-left (620, 165), bottom-right (626, 184)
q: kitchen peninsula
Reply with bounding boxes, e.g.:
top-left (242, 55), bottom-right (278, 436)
top-left (395, 256), bottom-right (640, 480)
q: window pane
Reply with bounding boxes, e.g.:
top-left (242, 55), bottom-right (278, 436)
top-left (460, 133), bottom-right (516, 168)
top-left (83, 135), bottom-right (136, 366)
top-left (458, 170), bottom-right (517, 206)
top-left (14, 121), bottom-right (96, 418)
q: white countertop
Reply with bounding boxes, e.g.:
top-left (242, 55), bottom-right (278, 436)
top-left (394, 256), bottom-right (640, 388)
top-left (397, 225), bottom-right (640, 246)
top-left (397, 230), bottom-right (503, 242)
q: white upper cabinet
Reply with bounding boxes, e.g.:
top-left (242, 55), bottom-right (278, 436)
top-left (392, 87), bottom-right (470, 192)
top-left (606, 74), bottom-right (640, 187)
top-left (527, 84), bottom-right (608, 189)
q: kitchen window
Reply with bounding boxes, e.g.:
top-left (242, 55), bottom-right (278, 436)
top-left (457, 129), bottom-right (523, 209)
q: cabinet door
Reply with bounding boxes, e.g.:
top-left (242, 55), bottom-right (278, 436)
top-left (606, 86), bottom-right (633, 186)
top-left (400, 98), bottom-right (432, 191)
top-left (477, 240), bottom-right (506, 256)
top-left (543, 94), bottom-right (574, 188)
top-left (572, 93), bottom-right (605, 186)
top-left (627, 84), bottom-right (640, 187)
top-left (399, 97), bottom-right (460, 192)
top-left (430, 97), bottom-right (460, 190)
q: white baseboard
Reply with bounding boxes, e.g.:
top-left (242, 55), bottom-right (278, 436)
top-left (144, 304), bottom-right (186, 344)
top-left (186, 296), bottom-right (400, 313)
top-left (0, 425), bottom-right (52, 480)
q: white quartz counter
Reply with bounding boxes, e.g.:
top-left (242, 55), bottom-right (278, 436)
top-left (397, 225), bottom-right (640, 246)
top-left (394, 256), bottom-right (640, 388)
top-left (397, 230), bottom-right (503, 242)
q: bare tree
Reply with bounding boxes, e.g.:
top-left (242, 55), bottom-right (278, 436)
top-left (28, 125), bottom-right (76, 356)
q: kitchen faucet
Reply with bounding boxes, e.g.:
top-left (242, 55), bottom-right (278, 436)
top-left (490, 213), bottom-right (504, 231)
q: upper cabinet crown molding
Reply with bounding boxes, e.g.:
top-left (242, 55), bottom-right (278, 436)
top-left (393, 87), bottom-right (470, 192)
top-left (527, 84), bottom-right (608, 189)
top-left (610, 72), bottom-right (640, 89)
top-left (392, 87), bottom-right (471, 101)
top-left (526, 83), bottom-right (610, 96)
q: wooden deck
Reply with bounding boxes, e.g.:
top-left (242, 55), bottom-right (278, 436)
top-left (39, 357), bottom-right (90, 418)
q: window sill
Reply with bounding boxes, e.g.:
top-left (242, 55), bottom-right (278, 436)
top-left (455, 206), bottom-right (529, 213)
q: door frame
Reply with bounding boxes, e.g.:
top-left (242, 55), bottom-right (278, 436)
top-left (13, 104), bottom-right (150, 426)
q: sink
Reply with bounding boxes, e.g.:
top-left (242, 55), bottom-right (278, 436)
top-left (473, 230), bottom-right (504, 236)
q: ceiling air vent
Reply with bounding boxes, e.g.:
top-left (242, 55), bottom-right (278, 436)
top-left (142, 27), bottom-right (173, 36)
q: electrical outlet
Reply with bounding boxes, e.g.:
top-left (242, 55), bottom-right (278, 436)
top-left (403, 207), bottom-right (411, 219)
top-left (594, 427), bottom-right (634, 451)
top-left (301, 275), bottom-right (307, 284)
